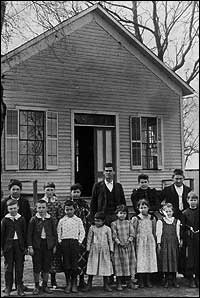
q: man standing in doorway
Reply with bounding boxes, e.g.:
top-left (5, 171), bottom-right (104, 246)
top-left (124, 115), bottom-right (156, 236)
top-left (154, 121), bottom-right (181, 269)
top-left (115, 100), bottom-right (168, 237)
top-left (160, 169), bottom-right (191, 221)
top-left (90, 162), bottom-right (126, 227)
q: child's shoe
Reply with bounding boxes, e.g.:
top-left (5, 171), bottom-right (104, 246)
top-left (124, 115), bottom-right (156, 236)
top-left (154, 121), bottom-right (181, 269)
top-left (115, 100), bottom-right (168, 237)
top-left (103, 277), bottom-right (113, 292)
top-left (172, 279), bottom-right (180, 288)
top-left (32, 287), bottom-right (40, 295)
top-left (17, 286), bottom-right (25, 296)
top-left (42, 286), bottom-right (53, 294)
top-left (71, 277), bottom-right (78, 293)
top-left (116, 277), bottom-right (123, 291)
top-left (4, 288), bottom-right (11, 297)
top-left (189, 278), bottom-right (197, 288)
top-left (164, 280), bottom-right (169, 288)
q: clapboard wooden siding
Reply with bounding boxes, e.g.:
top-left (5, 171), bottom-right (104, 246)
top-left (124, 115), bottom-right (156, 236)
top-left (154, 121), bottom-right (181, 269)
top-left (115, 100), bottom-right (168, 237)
top-left (1, 8), bottom-right (191, 201)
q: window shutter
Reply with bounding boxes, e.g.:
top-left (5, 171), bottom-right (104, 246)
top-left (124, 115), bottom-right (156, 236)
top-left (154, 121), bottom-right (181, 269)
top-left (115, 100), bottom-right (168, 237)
top-left (130, 116), bottom-right (142, 168)
top-left (5, 109), bottom-right (19, 170)
top-left (157, 117), bottom-right (163, 168)
top-left (46, 111), bottom-right (58, 170)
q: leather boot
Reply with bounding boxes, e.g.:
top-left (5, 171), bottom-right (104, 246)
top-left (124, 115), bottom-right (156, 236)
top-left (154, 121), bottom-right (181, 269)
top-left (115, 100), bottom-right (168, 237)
top-left (172, 273), bottom-right (180, 288)
top-left (116, 277), bottom-right (123, 291)
top-left (71, 276), bottom-right (78, 293)
top-left (17, 285), bottom-right (25, 296)
top-left (64, 276), bottom-right (71, 294)
top-left (103, 276), bottom-right (112, 292)
top-left (82, 275), bottom-right (93, 292)
top-left (138, 274), bottom-right (144, 288)
top-left (146, 273), bottom-right (153, 288)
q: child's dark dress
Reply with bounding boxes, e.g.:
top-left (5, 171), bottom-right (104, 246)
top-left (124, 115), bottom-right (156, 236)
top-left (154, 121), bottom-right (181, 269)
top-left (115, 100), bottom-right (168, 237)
top-left (160, 218), bottom-right (179, 272)
top-left (181, 207), bottom-right (199, 277)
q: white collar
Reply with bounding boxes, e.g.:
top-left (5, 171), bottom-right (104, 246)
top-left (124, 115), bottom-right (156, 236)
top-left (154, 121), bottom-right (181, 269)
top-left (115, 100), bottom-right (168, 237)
top-left (5, 213), bottom-right (21, 220)
top-left (163, 216), bottom-right (175, 224)
top-left (11, 196), bottom-right (20, 201)
top-left (63, 214), bottom-right (78, 220)
top-left (42, 196), bottom-right (56, 203)
top-left (36, 212), bottom-right (50, 219)
top-left (105, 180), bottom-right (113, 185)
top-left (138, 213), bottom-right (150, 220)
top-left (174, 184), bottom-right (183, 190)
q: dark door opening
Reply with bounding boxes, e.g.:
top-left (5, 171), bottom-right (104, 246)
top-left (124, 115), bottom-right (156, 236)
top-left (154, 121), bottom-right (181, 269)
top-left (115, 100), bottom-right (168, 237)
top-left (75, 126), bottom-right (94, 197)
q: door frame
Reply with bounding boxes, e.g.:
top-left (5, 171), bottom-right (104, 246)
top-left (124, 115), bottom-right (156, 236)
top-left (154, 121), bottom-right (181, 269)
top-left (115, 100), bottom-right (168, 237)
top-left (71, 109), bottom-right (120, 185)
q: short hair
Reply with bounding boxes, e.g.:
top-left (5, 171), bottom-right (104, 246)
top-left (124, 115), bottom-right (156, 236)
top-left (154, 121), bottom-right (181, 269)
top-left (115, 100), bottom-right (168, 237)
top-left (137, 198), bottom-right (150, 209)
top-left (172, 169), bottom-right (184, 178)
top-left (138, 174), bottom-right (149, 183)
top-left (37, 199), bottom-right (47, 205)
top-left (115, 204), bottom-right (128, 214)
top-left (7, 199), bottom-right (18, 207)
top-left (8, 179), bottom-right (22, 190)
top-left (162, 202), bottom-right (174, 211)
top-left (104, 162), bottom-right (113, 169)
top-left (187, 191), bottom-right (198, 200)
top-left (64, 199), bottom-right (75, 208)
top-left (70, 183), bottom-right (83, 192)
top-left (43, 182), bottom-right (55, 189)
top-left (94, 211), bottom-right (106, 221)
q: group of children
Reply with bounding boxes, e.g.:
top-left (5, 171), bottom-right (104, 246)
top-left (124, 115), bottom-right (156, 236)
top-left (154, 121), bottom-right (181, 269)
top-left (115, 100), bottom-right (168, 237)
top-left (1, 190), bottom-right (199, 296)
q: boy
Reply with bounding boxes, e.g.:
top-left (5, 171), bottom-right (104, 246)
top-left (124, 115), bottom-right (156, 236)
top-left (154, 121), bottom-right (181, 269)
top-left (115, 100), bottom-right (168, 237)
top-left (1, 199), bottom-right (27, 297)
top-left (27, 199), bottom-right (57, 295)
top-left (57, 200), bottom-right (85, 293)
top-left (181, 191), bottom-right (199, 288)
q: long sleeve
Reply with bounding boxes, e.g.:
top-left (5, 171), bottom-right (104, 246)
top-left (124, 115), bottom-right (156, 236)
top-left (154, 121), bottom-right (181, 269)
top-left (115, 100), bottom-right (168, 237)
top-left (107, 227), bottom-right (114, 252)
top-left (90, 184), bottom-right (99, 221)
top-left (78, 219), bottom-right (85, 244)
top-left (27, 217), bottom-right (34, 247)
top-left (1, 218), bottom-right (6, 251)
top-left (119, 184), bottom-right (126, 205)
top-left (128, 221), bottom-right (135, 242)
top-left (111, 221), bottom-right (120, 245)
top-left (57, 219), bottom-right (62, 244)
top-left (87, 226), bottom-right (94, 251)
top-left (176, 219), bottom-right (181, 243)
top-left (156, 219), bottom-right (163, 244)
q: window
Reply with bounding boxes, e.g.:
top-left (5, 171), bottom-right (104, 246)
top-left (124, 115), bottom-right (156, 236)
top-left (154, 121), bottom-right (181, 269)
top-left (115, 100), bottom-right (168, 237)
top-left (130, 116), bottom-right (162, 170)
top-left (5, 109), bottom-right (58, 170)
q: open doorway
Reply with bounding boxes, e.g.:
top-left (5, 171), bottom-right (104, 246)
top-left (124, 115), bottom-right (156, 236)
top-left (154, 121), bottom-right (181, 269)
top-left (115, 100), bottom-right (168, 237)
top-left (75, 126), bottom-right (94, 197)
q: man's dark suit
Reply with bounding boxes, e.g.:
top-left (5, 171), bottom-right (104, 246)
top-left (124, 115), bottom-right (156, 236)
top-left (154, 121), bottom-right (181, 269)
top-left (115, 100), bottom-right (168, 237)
top-left (90, 180), bottom-right (126, 226)
top-left (160, 184), bottom-right (191, 220)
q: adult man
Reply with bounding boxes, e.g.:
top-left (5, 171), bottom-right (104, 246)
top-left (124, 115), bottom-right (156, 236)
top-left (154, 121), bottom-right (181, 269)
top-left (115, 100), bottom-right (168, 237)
top-left (160, 169), bottom-right (191, 221)
top-left (90, 162), bottom-right (126, 227)
top-left (131, 174), bottom-right (161, 219)
top-left (1, 179), bottom-right (32, 292)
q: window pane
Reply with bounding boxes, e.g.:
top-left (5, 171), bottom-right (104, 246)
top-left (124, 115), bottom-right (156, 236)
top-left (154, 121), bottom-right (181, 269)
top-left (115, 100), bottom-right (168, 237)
top-left (19, 155), bottom-right (27, 169)
top-left (20, 111), bottom-right (28, 125)
top-left (48, 140), bottom-right (57, 155)
top-left (132, 118), bottom-right (140, 140)
top-left (132, 142), bottom-right (141, 166)
top-left (19, 141), bottom-right (27, 154)
top-left (75, 113), bottom-right (115, 126)
top-left (47, 118), bottom-right (57, 137)
top-left (158, 118), bottom-right (161, 141)
top-left (48, 156), bottom-right (57, 165)
top-left (20, 126), bottom-right (27, 139)
top-left (19, 110), bottom-right (45, 170)
top-left (158, 142), bottom-right (162, 165)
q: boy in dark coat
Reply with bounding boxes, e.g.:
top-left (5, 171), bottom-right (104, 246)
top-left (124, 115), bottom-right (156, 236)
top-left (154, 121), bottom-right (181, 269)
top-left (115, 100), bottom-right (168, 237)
top-left (1, 199), bottom-right (27, 297)
top-left (27, 199), bottom-right (57, 295)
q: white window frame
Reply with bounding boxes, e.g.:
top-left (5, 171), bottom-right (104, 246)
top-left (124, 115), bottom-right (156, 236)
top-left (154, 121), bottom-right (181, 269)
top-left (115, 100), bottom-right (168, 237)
top-left (46, 111), bottom-right (58, 170)
top-left (5, 107), bottom-right (58, 171)
top-left (130, 114), bottom-right (164, 170)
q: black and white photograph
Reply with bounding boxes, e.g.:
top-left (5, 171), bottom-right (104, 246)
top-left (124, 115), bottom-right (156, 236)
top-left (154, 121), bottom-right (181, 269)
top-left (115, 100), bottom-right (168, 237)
top-left (1, 1), bottom-right (199, 297)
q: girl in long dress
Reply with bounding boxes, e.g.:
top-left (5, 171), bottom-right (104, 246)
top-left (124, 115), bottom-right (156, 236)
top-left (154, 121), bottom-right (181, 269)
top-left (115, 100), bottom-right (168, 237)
top-left (111, 204), bottom-right (137, 291)
top-left (85, 211), bottom-right (114, 292)
top-left (131, 199), bottom-right (157, 288)
top-left (156, 202), bottom-right (181, 288)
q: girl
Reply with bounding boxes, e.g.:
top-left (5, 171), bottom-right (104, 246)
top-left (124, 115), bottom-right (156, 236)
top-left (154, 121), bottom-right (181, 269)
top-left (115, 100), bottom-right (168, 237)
top-left (111, 204), bottom-right (137, 291)
top-left (69, 183), bottom-right (90, 290)
top-left (85, 211), bottom-right (113, 292)
top-left (181, 192), bottom-right (199, 288)
top-left (156, 203), bottom-right (181, 288)
top-left (40, 182), bottom-right (64, 288)
top-left (131, 199), bottom-right (157, 288)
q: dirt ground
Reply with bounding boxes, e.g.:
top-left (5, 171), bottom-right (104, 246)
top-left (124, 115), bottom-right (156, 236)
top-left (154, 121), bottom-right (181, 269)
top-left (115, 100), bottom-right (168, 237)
top-left (1, 255), bottom-right (199, 297)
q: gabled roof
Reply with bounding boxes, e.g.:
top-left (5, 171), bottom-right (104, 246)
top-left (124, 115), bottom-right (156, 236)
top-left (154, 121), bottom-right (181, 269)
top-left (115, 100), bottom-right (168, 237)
top-left (1, 3), bottom-right (194, 96)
